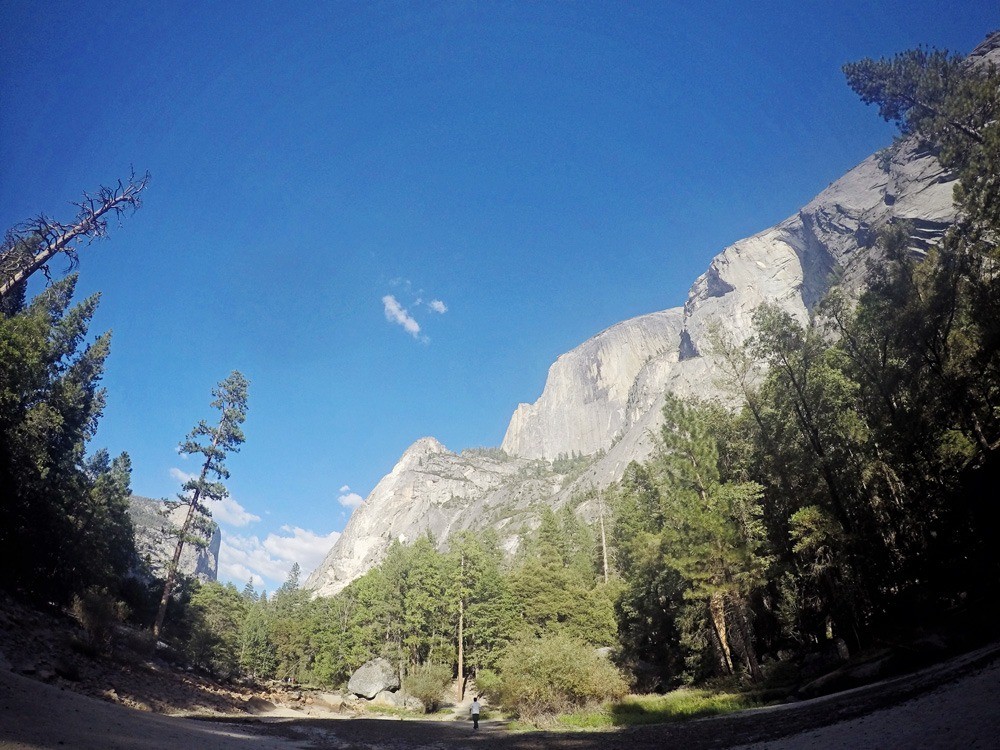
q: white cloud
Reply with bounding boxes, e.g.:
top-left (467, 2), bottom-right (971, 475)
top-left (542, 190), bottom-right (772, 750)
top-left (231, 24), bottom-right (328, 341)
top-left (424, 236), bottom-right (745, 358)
top-left (206, 495), bottom-right (261, 527)
top-left (382, 294), bottom-right (421, 338)
top-left (264, 525), bottom-right (339, 571)
top-left (338, 490), bottom-right (364, 509)
top-left (428, 299), bottom-right (448, 314)
top-left (169, 467), bottom-right (196, 483)
top-left (219, 535), bottom-right (287, 587)
top-left (169, 467), bottom-right (260, 527)
top-left (339, 484), bottom-right (351, 493)
top-left (219, 527), bottom-right (340, 590)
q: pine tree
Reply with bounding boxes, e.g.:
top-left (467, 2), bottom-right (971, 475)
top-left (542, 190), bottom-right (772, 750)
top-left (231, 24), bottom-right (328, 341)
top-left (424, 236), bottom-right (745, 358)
top-left (0, 275), bottom-right (135, 601)
top-left (153, 371), bottom-right (249, 637)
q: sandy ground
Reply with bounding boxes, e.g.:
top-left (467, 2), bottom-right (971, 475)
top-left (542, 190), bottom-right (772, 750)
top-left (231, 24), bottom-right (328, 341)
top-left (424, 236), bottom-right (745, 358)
top-left (3, 644), bottom-right (999, 750)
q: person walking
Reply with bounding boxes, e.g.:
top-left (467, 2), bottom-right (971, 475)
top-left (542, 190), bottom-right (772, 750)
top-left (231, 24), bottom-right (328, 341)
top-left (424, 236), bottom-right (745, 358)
top-left (470, 696), bottom-right (481, 730)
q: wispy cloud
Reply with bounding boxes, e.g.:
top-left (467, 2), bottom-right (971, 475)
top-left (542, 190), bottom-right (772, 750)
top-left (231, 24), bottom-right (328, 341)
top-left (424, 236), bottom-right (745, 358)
top-left (169, 467), bottom-right (195, 483)
top-left (382, 294), bottom-right (422, 339)
top-left (428, 299), bottom-right (448, 314)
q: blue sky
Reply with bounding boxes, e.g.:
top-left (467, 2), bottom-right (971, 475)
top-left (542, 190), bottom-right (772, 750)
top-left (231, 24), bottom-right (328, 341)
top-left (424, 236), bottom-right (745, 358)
top-left (2, 1), bottom-right (996, 592)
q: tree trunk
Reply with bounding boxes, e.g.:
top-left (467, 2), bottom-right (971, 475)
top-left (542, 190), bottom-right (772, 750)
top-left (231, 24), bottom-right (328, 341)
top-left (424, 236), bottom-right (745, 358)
top-left (456, 554), bottom-right (465, 702)
top-left (152, 496), bottom-right (197, 639)
top-left (598, 495), bottom-right (609, 584)
top-left (731, 597), bottom-right (764, 683)
top-left (709, 592), bottom-right (734, 674)
top-left (152, 447), bottom-right (214, 638)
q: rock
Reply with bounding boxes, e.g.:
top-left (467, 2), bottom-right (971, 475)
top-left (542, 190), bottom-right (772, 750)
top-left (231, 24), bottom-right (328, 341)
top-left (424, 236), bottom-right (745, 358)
top-left (16, 660), bottom-right (38, 676)
top-left (371, 689), bottom-right (399, 706)
top-left (306, 441), bottom-right (563, 597)
top-left (348, 658), bottom-right (399, 699)
top-left (313, 691), bottom-right (348, 712)
top-left (402, 695), bottom-right (424, 711)
top-left (53, 658), bottom-right (80, 682)
top-left (797, 655), bottom-right (892, 699)
top-left (128, 496), bottom-right (220, 582)
top-left (501, 311), bottom-right (683, 460)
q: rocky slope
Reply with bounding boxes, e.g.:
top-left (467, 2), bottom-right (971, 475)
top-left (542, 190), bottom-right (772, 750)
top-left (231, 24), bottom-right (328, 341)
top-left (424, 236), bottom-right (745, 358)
top-left (307, 34), bottom-right (999, 597)
top-left (129, 496), bottom-right (220, 582)
top-left (308, 439), bottom-right (565, 597)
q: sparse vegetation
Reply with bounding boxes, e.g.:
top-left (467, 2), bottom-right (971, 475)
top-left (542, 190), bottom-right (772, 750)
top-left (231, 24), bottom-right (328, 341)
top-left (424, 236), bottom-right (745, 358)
top-left (555, 688), bottom-right (766, 729)
top-left (403, 662), bottom-right (452, 712)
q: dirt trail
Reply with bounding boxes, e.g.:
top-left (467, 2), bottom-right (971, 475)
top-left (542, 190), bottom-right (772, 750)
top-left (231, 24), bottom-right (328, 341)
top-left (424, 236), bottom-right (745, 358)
top-left (3, 645), bottom-right (999, 749)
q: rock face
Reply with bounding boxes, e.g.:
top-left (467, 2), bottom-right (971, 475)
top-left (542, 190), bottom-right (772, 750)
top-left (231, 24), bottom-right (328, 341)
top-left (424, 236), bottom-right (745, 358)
top-left (501, 311), bottom-right (684, 460)
top-left (128, 496), bottom-right (220, 582)
top-left (306, 438), bottom-right (563, 597)
top-left (305, 34), bottom-right (999, 599)
top-left (348, 657), bottom-right (400, 699)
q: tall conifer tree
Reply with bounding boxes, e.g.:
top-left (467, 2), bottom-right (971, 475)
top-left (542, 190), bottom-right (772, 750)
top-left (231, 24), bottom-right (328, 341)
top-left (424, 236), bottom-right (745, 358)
top-left (153, 371), bottom-right (248, 637)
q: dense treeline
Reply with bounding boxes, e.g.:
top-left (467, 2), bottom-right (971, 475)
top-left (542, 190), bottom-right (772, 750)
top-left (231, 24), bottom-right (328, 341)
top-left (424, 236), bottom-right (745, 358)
top-left (175, 509), bottom-right (617, 695)
top-left (0, 173), bottom-right (146, 604)
top-left (612, 43), bottom-right (1000, 688)
top-left (0, 274), bottom-right (136, 602)
top-left (0, 175), bottom-right (245, 644)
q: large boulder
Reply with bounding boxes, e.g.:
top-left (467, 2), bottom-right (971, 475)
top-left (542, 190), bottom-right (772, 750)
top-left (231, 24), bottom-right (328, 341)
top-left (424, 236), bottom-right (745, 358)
top-left (348, 657), bottom-right (400, 699)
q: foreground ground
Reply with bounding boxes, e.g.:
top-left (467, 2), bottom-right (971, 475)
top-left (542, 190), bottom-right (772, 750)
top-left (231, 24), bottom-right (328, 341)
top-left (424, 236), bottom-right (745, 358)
top-left (3, 595), bottom-right (999, 748)
top-left (2, 642), bottom-right (999, 749)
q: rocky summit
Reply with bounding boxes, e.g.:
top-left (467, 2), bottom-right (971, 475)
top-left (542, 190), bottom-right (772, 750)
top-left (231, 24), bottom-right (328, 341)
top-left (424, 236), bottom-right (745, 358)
top-left (306, 36), bottom-right (999, 598)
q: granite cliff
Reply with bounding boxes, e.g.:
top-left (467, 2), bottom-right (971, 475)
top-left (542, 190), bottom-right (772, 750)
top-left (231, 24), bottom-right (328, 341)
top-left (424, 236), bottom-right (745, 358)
top-left (128, 496), bottom-right (220, 582)
top-left (306, 35), bottom-right (998, 598)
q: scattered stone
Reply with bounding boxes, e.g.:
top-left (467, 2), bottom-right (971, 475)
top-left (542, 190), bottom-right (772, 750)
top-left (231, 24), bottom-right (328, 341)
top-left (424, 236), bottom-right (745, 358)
top-left (16, 661), bottom-right (38, 676)
top-left (313, 691), bottom-right (348, 712)
top-left (372, 689), bottom-right (400, 706)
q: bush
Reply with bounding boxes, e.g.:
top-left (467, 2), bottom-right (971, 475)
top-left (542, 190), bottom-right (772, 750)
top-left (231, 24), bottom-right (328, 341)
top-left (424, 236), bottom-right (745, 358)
top-left (70, 587), bottom-right (127, 653)
top-left (491, 633), bottom-right (628, 720)
top-left (474, 668), bottom-right (502, 701)
top-left (404, 662), bottom-right (453, 712)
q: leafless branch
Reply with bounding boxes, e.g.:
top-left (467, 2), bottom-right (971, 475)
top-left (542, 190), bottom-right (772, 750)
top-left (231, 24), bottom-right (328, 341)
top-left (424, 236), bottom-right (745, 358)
top-left (0, 169), bottom-right (150, 300)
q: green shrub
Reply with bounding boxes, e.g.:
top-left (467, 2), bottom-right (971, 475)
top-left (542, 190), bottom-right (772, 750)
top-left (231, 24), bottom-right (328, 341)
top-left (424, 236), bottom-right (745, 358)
top-left (70, 587), bottom-right (126, 652)
top-left (404, 662), bottom-right (453, 712)
top-left (474, 668), bottom-right (502, 701)
top-left (491, 633), bottom-right (628, 720)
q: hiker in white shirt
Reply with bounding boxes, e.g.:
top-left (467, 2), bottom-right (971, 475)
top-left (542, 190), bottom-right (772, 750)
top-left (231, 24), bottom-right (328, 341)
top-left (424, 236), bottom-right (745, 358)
top-left (470, 696), bottom-right (481, 730)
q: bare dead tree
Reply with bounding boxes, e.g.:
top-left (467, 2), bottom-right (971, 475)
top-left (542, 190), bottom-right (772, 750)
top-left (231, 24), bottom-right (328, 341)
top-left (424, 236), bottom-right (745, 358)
top-left (0, 170), bottom-right (150, 301)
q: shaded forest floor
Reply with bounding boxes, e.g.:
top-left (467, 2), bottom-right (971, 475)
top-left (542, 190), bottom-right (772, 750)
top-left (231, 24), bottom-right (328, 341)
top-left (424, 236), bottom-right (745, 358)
top-left (0, 594), bottom-right (339, 718)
